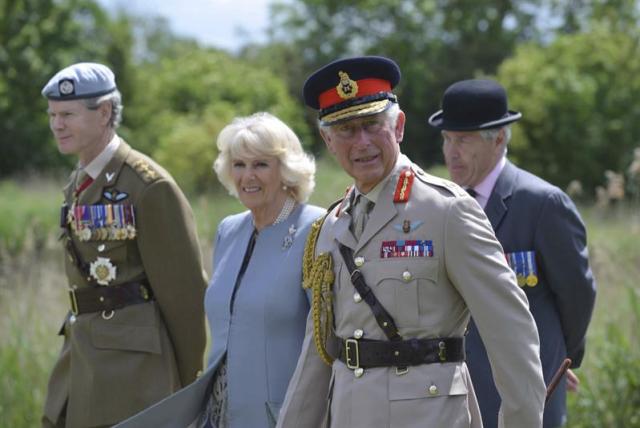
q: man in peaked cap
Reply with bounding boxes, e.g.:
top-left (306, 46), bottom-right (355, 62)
top-left (430, 79), bottom-right (596, 428)
top-left (276, 57), bottom-right (545, 428)
top-left (41, 62), bottom-right (207, 428)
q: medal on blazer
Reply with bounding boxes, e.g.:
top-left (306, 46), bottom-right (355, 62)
top-left (90, 257), bottom-right (117, 285)
top-left (70, 203), bottom-right (137, 241)
top-left (506, 250), bottom-right (538, 288)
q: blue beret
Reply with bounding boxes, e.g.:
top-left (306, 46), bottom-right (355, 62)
top-left (42, 62), bottom-right (117, 100)
top-left (303, 56), bottom-right (401, 125)
top-left (428, 79), bottom-right (522, 131)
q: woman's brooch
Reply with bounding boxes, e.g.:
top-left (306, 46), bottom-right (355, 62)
top-left (282, 224), bottom-right (297, 250)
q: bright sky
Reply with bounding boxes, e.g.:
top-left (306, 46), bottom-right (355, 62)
top-left (96, 0), bottom-right (276, 52)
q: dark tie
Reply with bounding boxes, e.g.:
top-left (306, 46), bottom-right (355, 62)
top-left (465, 188), bottom-right (477, 198)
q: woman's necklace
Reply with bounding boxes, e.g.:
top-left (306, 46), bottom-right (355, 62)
top-left (273, 196), bottom-right (296, 225)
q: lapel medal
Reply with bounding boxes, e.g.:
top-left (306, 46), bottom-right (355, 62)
top-left (90, 257), bottom-right (117, 285)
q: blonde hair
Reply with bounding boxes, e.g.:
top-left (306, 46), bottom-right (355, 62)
top-left (213, 112), bottom-right (316, 202)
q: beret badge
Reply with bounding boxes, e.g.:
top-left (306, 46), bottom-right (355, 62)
top-left (58, 79), bottom-right (75, 96)
top-left (336, 71), bottom-right (358, 100)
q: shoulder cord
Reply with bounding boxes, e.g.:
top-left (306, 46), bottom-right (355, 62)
top-left (302, 214), bottom-right (335, 366)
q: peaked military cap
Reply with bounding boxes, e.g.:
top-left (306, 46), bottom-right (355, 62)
top-left (428, 79), bottom-right (522, 131)
top-left (42, 62), bottom-right (117, 100)
top-left (303, 56), bottom-right (401, 125)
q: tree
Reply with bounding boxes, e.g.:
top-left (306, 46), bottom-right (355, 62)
top-left (0, 0), bottom-right (136, 177)
top-left (257, 0), bottom-right (559, 165)
top-left (127, 44), bottom-right (310, 193)
top-left (497, 25), bottom-right (640, 191)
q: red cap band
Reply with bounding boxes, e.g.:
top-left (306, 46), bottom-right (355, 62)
top-left (318, 78), bottom-right (392, 109)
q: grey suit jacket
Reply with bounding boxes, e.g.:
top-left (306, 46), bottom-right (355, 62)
top-left (115, 203), bottom-right (324, 428)
top-left (466, 160), bottom-right (596, 428)
top-left (277, 155), bottom-right (546, 428)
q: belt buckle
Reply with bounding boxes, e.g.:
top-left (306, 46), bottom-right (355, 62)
top-left (68, 288), bottom-right (79, 315)
top-left (345, 338), bottom-right (360, 370)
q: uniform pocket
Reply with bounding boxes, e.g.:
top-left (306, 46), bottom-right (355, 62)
top-left (388, 363), bottom-right (471, 427)
top-left (90, 303), bottom-right (161, 354)
top-left (367, 259), bottom-right (438, 327)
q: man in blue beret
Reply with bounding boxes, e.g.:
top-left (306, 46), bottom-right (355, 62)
top-left (277, 57), bottom-right (546, 428)
top-left (41, 62), bottom-right (207, 428)
top-left (430, 79), bottom-right (597, 427)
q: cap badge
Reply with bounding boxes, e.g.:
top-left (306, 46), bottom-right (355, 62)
top-left (336, 71), bottom-right (358, 100)
top-left (58, 79), bottom-right (75, 96)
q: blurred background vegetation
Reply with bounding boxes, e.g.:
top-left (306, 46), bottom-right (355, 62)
top-left (1, 0), bottom-right (640, 427)
top-left (2, 0), bottom-right (640, 195)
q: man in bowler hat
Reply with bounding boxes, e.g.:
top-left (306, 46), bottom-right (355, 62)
top-left (430, 79), bottom-right (596, 427)
top-left (41, 62), bottom-right (207, 427)
top-left (277, 56), bottom-right (546, 428)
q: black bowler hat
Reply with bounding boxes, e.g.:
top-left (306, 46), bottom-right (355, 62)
top-left (303, 56), bottom-right (401, 125)
top-left (428, 79), bottom-right (521, 131)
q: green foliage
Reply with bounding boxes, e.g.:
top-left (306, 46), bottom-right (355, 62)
top-left (258, 0), bottom-right (563, 164)
top-left (0, 0), bottom-right (130, 176)
top-left (0, 178), bottom-right (61, 255)
top-left (127, 46), bottom-right (311, 193)
top-left (497, 27), bottom-right (640, 191)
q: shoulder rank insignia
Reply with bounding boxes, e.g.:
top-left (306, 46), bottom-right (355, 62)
top-left (505, 250), bottom-right (539, 287)
top-left (103, 189), bottom-right (129, 202)
top-left (393, 168), bottom-right (414, 203)
top-left (132, 159), bottom-right (159, 182)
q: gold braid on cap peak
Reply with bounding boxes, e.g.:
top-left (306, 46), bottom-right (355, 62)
top-left (302, 214), bottom-right (335, 366)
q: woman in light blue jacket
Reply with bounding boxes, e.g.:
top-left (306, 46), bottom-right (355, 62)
top-left (116, 112), bottom-right (324, 428)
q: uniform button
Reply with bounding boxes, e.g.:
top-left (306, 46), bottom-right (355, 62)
top-left (98, 244), bottom-right (106, 252)
top-left (402, 271), bottom-right (412, 282)
top-left (428, 384), bottom-right (438, 395)
top-left (196, 370), bottom-right (203, 377)
top-left (353, 329), bottom-right (364, 339)
top-left (69, 315), bottom-right (77, 325)
top-left (354, 368), bottom-right (364, 378)
top-left (353, 292), bottom-right (362, 303)
top-left (354, 256), bottom-right (365, 267)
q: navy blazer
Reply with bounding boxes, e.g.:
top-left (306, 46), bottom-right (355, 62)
top-left (115, 203), bottom-right (325, 428)
top-left (466, 160), bottom-right (596, 428)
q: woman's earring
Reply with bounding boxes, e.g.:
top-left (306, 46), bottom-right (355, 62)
top-left (282, 184), bottom-right (288, 191)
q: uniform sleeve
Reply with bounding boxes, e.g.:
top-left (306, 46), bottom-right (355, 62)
top-left (136, 178), bottom-right (207, 386)
top-left (277, 298), bottom-right (333, 427)
top-left (444, 197), bottom-right (546, 428)
top-left (534, 191), bottom-right (596, 367)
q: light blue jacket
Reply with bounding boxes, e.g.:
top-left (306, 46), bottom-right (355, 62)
top-left (115, 203), bottom-right (325, 428)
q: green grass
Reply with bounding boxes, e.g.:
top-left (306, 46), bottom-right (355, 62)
top-left (1, 159), bottom-right (639, 427)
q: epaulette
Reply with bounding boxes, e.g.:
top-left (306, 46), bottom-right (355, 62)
top-left (131, 159), bottom-right (160, 183)
top-left (413, 166), bottom-right (467, 197)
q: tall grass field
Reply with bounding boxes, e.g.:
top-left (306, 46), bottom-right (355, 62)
top-left (1, 159), bottom-right (638, 427)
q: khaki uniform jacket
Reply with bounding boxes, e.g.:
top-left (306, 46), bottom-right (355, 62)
top-left (277, 154), bottom-right (546, 428)
top-left (43, 140), bottom-right (207, 427)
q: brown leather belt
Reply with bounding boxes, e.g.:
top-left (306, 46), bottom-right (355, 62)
top-left (337, 337), bottom-right (465, 370)
top-left (68, 281), bottom-right (153, 315)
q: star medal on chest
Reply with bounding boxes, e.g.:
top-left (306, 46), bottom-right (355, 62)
top-left (90, 256), bottom-right (117, 285)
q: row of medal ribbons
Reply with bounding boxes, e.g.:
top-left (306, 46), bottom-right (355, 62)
top-left (505, 250), bottom-right (539, 287)
top-left (67, 203), bottom-right (137, 241)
